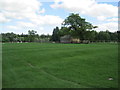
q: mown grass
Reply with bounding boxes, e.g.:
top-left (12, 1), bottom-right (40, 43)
top-left (2, 43), bottom-right (118, 88)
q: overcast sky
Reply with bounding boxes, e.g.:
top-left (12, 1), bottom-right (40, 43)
top-left (0, 0), bottom-right (118, 35)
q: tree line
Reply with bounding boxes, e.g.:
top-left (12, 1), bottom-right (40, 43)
top-left (0, 13), bottom-right (119, 43)
top-left (51, 13), bottom-right (118, 43)
top-left (51, 26), bottom-right (118, 42)
top-left (1, 30), bottom-right (51, 43)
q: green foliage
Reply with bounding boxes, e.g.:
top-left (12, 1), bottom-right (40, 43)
top-left (1, 32), bottom-right (17, 42)
top-left (0, 13), bottom-right (118, 43)
top-left (84, 30), bottom-right (97, 42)
top-left (53, 13), bottom-right (117, 42)
top-left (1, 30), bottom-right (52, 43)
top-left (96, 31), bottom-right (111, 42)
top-left (61, 13), bottom-right (95, 40)
top-left (59, 27), bottom-right (71, 36)
top-left (51, 27), bottom-right (60, 42)
top-left (28, 30), bottom-right (37, 42)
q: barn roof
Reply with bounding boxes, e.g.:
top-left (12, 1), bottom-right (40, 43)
top-left (60, 35), bottom-right (71, 39)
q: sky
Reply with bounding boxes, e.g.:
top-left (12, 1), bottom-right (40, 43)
top-left (0, 0), bottom-right (119, 35)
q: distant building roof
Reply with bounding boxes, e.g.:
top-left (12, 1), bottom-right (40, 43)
top-left (60, 35), bottom-right (71, 43)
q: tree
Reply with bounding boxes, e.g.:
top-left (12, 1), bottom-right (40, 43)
top-left (84, 30), bottom-right (97, 42)
top-left (28, 30), bottom-right (37, 42)
top-left (40, 34), bottom-right (46, 39)
top-left (1, 32), bottom-right (17, 42)
top-left (61, 13), bottom-right (96, 41)
top-left (59, 27), bottom-right (71, 36)
top-left (51, 27), bottom-right (60, 42)
top-left (97, 31), bottom-right (110, 42)
top-left (110, 32), bottom-right (118, 42)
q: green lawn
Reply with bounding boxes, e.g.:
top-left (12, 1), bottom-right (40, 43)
top-left (2, 43), bottom-right (118, 88)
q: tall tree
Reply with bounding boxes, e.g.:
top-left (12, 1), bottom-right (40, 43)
top-left (2, 32), bottom-right (17, 42)
top-left (84, 30), bottom-right (97, 42)
top-left (97, 31), bottom-right (110, 42)
top-left (62, 13), bottom-right (96, 41)
top-left (28, 30), bottom-right (37, 42)
top-left (51, 27), bottom-right (60, 42)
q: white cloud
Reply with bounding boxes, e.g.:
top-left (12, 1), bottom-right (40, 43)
top-left (96, 0), bottom-right (119, 2)
top-left (97, 16), bottom-right (106, 21)
top-left (0, 0), bottom-right (118, 34)
top-left (5, 22), bottom-right (45, 34)
top-left (30, 15), bottom-right (63, 26)
top-left (107, 18), bottom-right (118, 22)
top-left (0, 13), bottom-right (11, 23)
top-left (39, 8), bottom-right (45, 13)
top-left (0, 0), bottom-right (63, 24)
top-left (51, 0), bottom-right (118, 20)
top-left (5, 16), bottom-right (63, 34)
top-left (0, 0), bottom-right (41, 12)
top-left (0, 0), bottom-right (44, 22)
top-left (17, 22), bottom-right (35, 28)
top-left (0, 0), bottom-right (63, 34)
top-left (6, 26), bottom-right (18, 30)
top-left (95, 22), bottom-right (118, 32)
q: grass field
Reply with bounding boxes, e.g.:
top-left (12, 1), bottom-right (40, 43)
top-left (2, 43), bottom-right (118, 88)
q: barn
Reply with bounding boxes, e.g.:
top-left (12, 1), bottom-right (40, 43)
top-left (60, 35), bottom-right (72, 43)
top-left (60, 35), bottom-right (81, 43)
